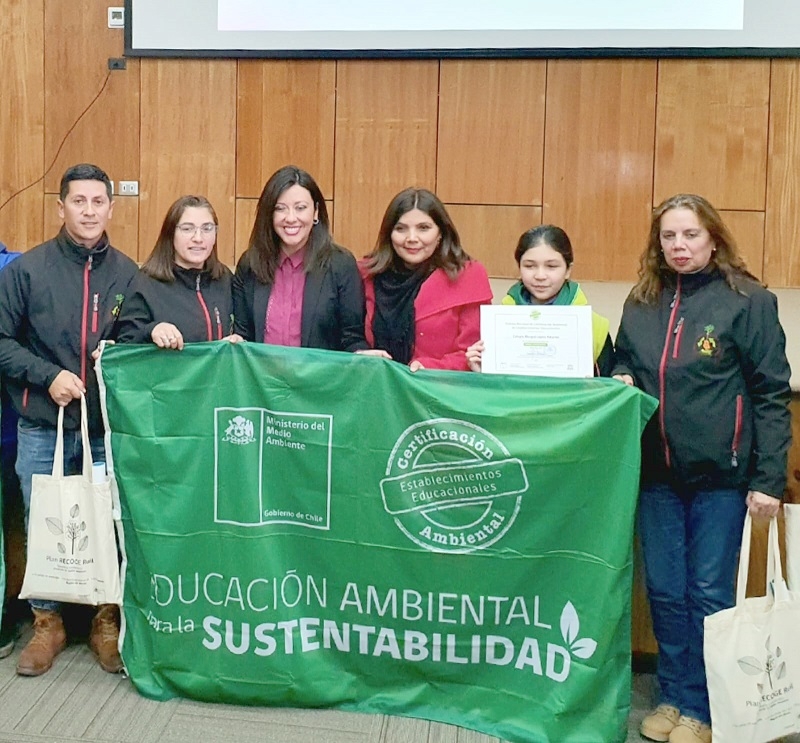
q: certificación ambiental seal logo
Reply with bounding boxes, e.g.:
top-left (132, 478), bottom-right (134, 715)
top-left (380, 418), bottom-right (528, 553)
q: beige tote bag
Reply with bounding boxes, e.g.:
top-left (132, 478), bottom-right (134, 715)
top-left (19, 395), bottom-right (121, 605)
top-left (704, 515), bottom-right (800, 743)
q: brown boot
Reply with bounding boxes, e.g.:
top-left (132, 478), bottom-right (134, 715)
top-left (641, 704), bottom-right (681, 741)
top-left (89, 604), bottom-right (123, 673)
top-left (16, 608), bottom-right (67, 676)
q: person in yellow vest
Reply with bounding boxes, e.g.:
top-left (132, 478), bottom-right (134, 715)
top-left (466, 224), bottom-right (613, 375)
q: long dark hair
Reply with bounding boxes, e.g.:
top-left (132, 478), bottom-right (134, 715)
top-left (363, 188), bottom-right (470, 280)
top-left (246, 165), bottom-right (336, 284)
top-left (141, 195), bottom-right (225, 282)
top-left (632, 193), bottom-right (759, 304)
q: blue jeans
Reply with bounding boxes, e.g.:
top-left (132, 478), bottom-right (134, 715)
top-left (16, 419), bottom-right (105, 613)
top-left (639, 483), bottom-right (747, 725)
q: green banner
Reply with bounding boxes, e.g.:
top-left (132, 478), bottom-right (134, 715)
top-left (99, 343), bottom-right (656, 743)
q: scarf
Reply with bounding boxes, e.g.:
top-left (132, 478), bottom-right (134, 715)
top-left (506, 279), bottom-right (580, 306)
top-left (372, 265), bottom-right (430, 365)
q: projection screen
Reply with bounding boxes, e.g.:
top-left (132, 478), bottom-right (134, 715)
top-left (124, 0), bottom-right (800, 58)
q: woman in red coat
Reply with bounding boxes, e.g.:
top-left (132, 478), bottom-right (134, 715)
top-left (359, 188), bottom-right (492, 371)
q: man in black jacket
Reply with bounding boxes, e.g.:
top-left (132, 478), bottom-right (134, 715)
top-left (0, 164), bottom-right (137, 676)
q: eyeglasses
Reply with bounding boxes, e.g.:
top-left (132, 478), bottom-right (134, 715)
top-left (176, 223), bottom-right (218, 235)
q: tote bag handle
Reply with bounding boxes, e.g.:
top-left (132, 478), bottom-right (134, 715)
top-left (735, 514), bottom-right (786, 607)
top-left (50, 393), bottom-right (94, 480)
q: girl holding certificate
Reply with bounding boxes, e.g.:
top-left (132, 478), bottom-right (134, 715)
top-left (465, 225), bottom-right (613, 376)
top-left (613, 194), bottom-right (791, 743)
top-left (360, 188), bottom-right (492, 371)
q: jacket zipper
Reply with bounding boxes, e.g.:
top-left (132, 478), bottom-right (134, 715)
top-left (671, 317), bottom-right (684, 359)
top-left (80, 257), bottom-right (93, 385)
top-left (658, 277), bottom-right (682, 468)
top-left (196, 275), bottom-right (213, 341)
top-left (91, 293), bottom-right (99, 333)
top-left (214, 307), bottom-right (222, 340)
top-left (731, 394), bottom-right (743, 467)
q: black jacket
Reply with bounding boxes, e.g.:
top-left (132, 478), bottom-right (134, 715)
top-left (233, 246), bottom-right (368, 352)
top-left (0, 229), bottom-right (138, 433)
top-left (613, 269), bottom-right (791, 497)
top-left (116, 265), bottom-right (234, 344)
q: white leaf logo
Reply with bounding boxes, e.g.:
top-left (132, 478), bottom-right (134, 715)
top-left (571, 638), bottom-right (598, 659)
top-left (560, 601), bottom-right (597, 661)
top-left (560, 601), bottom-right (579, 645)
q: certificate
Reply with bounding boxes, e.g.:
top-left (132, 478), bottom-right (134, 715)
top-left (480, 304), bottom-right (594, 378)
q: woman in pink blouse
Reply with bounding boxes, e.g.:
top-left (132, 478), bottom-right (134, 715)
top-left (233, 165), bottom-right (368, 352)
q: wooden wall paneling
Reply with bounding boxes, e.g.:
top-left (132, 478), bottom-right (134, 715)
top-left (43, 0), bottom-right (140, 194)
top-left (437, 61), bottom-right (546, 206)
top-left (334, 61), bottom-right (439, 258)
top-left (0, 0), bottom-right (44, 250)
top-left (719, 210), bottom-right (765, 280)
top-left (140, 59), bottom-right (237, 266)
top-left (2, 192), bottom-right (45, 252)
top-left (765, 61), bottom-right (800, 288)
top-left (103, 197), bottom-right (140, 264)
top-left (745, 513), bottom-right (787, 598)
top-left (445, 204), bottom-right (541, 279)
top-left (543, 60), bottom-right (658, 282)
top-left (632, 538), bottom-right (657, 655)
top-left (234, 198), bottom-right (257, 265)
top-left (786, 395), bottom-right (800, 504)
top-left (236, 60), bottom-right (336, 198)
top-left (43, 194), bottom-right (139, 263)
top-left (654, 60), bottom-right (770, 211)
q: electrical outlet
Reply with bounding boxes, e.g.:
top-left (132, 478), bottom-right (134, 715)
top-left (108, 57), bottom-right (126, 71)
top-left (108, 7), bottom-right (124, 28)
top-left (119, 181), bottom-right (139, 196)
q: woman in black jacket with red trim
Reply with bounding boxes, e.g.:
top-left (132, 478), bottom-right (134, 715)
top-left (613, 194), bottom-right (791, 743)
top-left (117, 195), bottom-right (240, 349)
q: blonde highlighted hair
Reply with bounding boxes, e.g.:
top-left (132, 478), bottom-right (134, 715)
top-left (631, 193), bottom-right (759, 304)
